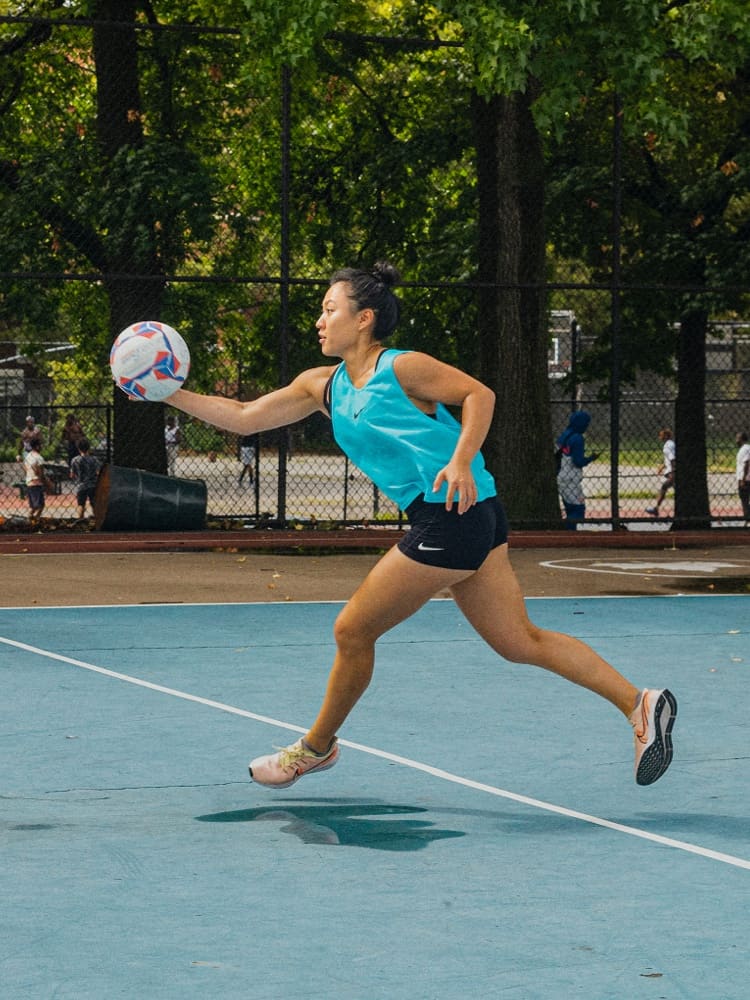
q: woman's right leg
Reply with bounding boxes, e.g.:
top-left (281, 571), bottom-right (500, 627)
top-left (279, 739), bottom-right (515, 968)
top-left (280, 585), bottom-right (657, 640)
top-left (248, 544), bottom-right (472, 787)
top-left (304, 545), bottom-right (471, 751)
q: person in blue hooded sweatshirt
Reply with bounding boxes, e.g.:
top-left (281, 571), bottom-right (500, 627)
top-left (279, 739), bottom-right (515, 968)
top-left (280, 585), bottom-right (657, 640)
top-left (556, 410), bottom-right (599, 529)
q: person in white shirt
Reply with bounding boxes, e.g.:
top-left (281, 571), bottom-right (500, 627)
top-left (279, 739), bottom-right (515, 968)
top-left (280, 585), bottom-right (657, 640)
top-left (646, 428), bottom-right (676, 517)
top-left (22, 436), bottom-right (47, 524)
top-left (164, 416), bottom-right (181, 476)
top-left (736, 431), bottom-right (750, 525)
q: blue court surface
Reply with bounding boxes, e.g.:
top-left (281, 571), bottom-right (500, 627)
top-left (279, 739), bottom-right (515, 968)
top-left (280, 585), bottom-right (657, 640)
top-left (1, 595), bottom-right (748, 999)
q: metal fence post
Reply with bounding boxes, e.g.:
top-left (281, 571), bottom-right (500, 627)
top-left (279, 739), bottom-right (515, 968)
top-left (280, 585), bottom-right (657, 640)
top-left (277, 64), bottom-right (292, 526)
top-left (609, 92), bottom-right (623, 529)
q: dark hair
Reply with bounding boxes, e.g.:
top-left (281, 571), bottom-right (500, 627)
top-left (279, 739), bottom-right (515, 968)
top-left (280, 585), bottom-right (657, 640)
top-left (329, 260), bottom-right (401, 340)
top-left (29, 436), bottom-right (42, 450)
top-left (78, 437), bottom-right (90, 452)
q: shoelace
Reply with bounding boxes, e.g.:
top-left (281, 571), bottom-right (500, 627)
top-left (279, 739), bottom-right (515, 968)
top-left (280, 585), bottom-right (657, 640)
top-left (275, 742), bottom-right (325, 767)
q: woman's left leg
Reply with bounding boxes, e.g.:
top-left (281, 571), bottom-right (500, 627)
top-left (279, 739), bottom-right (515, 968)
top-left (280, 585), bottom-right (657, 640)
top-left (450, 543), bottom-right (639, 716)
top-left (451, 544), bottom-right (677, 785)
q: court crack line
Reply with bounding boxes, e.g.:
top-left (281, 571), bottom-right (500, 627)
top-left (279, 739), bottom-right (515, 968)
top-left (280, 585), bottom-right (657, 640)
top-left (3, 634), bottom-right (749, 872)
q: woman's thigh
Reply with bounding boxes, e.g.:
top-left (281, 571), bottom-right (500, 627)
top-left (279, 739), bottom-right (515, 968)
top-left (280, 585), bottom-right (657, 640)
top-left (449, 543), bottom-right (540, 660)
top-left (336, 543), bottom-right (472, 643)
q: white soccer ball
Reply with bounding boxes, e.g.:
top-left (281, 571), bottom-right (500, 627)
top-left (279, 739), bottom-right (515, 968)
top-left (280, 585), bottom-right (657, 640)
top-left (110, 321), bottom-right (190, 401)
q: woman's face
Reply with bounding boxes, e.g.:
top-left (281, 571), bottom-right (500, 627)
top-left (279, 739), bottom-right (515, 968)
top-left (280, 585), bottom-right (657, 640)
top-left (316, 282), bottom-right (365, 357)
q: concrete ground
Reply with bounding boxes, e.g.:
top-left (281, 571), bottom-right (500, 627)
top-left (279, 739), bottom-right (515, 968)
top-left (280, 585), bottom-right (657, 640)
top-left (5, 595), bottom-right (749, 999)
top-left (2, 541), bottom-right (749, 607)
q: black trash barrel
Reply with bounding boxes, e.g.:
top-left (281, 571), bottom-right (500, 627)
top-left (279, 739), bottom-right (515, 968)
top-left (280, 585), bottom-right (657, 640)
top-left (94, 464), bottom-right (207, 531)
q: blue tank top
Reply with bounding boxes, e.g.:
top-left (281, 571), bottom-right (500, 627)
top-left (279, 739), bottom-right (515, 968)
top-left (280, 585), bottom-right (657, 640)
top-left (329, 348), bottom-right (496, 510)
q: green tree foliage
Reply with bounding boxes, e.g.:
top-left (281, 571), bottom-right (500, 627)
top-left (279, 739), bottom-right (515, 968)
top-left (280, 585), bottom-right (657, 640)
top-left (0, 2), bottom-right (287, 469)
top-left (546, 42), bottom-right (750, 526)
top-left (3, 1), bottom-right (750, 525)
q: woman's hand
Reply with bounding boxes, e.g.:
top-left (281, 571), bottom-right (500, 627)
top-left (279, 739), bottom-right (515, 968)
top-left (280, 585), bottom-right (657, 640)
top-left (432, 460), bottom-right (478, 514)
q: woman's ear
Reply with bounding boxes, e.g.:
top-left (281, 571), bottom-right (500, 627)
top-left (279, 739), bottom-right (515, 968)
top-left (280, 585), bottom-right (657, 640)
top-left (358, 307), bottom-right (375, 331)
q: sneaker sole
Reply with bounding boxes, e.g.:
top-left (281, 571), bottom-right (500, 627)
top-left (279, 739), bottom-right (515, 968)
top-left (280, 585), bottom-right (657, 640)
top-left (248, 748), bottom-right (339, 789)
top-left (636, 689), bottom-right (677, 786)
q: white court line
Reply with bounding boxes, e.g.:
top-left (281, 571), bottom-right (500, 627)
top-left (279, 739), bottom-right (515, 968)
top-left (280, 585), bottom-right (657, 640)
top-left (539, 557), bottom-right (750, 580)
top-left (0, 592), bottom-right (741, 612)
top-left (3, 633), bottom-right (749, 872)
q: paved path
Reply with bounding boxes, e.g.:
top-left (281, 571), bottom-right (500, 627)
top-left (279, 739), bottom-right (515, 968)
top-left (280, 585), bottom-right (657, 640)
top-left (2, 543), bottom-right (749, 607)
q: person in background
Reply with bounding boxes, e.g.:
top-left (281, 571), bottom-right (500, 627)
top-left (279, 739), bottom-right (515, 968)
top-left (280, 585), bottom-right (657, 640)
top-left (70, 437), bottom-right (101, 521)
top-left (164, 416), bottom-right (181, 476)
top-left (62, 413), bottom-right (85, 467)
top-left (736, 431), bottom-right (750, 526)
top-left (646, 428), bottom-right (676, 517)
top-left (555, 410), bottom-right (599, 530)
top-left (18, 415), bottom-right (40, 457)
top-left (238, 434), bottom-right (255, 486)
top-left (22, 436), bottom-right (47, 526)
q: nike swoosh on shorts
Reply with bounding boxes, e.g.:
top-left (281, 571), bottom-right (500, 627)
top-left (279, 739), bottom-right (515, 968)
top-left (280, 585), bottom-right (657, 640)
top-left (417, 542), bottom-right (444, 551)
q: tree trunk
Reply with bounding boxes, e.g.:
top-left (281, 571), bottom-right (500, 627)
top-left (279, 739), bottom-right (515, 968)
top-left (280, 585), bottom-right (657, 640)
top-left (471, 89), bottom-right (559, 527)
top-left (673, 309), bottom-right (711, 529)
top-left (93, 1), bottom-right (167, 473)
top-left (107, 281), bottom-right (168, 472)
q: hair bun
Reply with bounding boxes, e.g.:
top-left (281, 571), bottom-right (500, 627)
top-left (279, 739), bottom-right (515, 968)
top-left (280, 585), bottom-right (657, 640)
top-left (372, 260), bottom-right (400, 288)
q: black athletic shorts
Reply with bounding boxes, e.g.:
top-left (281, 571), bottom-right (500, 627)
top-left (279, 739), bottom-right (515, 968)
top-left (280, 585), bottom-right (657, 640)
top-left (398, 494), bottom-right (508, 570)
top-left (76, 485), bottom-right (97, 506)
top-left (26, 484), bottom-right (45, 510)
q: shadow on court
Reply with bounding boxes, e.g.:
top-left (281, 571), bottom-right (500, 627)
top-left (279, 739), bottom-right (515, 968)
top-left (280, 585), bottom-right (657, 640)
top-left (197, 798), bottom-right (466, 851)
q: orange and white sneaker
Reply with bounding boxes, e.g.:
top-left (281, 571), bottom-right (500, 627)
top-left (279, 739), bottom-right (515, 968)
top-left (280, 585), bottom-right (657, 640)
top-left (249, 738), bottom-right (339, 789)
top-left (630, 689), bottom-right (677, 785)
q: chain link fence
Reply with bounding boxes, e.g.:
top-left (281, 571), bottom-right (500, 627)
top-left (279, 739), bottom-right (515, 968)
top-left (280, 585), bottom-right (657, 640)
top-left (3, 335), bottom-right (749, 531)
top-left (2, 14), bottom-right (749, 532)
top-left (1, 389), bottom-right (406, 527)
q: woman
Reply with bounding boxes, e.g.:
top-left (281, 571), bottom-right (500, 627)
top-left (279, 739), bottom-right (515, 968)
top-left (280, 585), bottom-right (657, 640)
top-left (556, 410), bottom-right (599, 530)
top-left (168, 261), bottom-right (676, 789)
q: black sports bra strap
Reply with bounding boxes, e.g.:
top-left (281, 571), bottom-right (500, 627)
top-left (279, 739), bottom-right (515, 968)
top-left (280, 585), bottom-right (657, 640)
top-left (373, 348), bottom-right (389, 372)
top-left (323, 367), bottom-right (338, 414)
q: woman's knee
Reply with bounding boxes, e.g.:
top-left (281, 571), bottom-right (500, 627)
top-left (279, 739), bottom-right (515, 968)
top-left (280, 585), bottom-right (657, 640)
top-left (334, 606), bottom-right (378, 651)
top-left (495, 622), bottom-right (547, 664)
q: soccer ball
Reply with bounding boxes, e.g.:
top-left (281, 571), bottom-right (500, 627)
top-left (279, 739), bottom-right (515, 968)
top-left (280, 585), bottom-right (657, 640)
top-left (110, 321), bottom-right (190, 401)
